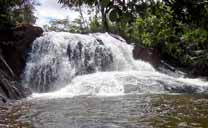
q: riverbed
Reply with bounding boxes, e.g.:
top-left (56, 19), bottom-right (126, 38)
top-left (20, 94), bottom-right (208, 128)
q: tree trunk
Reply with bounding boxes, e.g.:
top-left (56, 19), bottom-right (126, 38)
top-left (0, 54), bottom-right (15, 78)
top-left (101, 5), bottom-right (108, 32)
top-left (78, 5), bottom-right (85, 32)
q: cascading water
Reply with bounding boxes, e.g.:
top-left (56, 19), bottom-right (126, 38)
top-left (23, 32), bottom-right (208, 98)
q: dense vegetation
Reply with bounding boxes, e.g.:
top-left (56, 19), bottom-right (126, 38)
top-left (1, 0), bottom-right (208, 76)
top-left (0, 0), bottom-right (37, 31)
top-left (52, 0), bottom-right (208, 73)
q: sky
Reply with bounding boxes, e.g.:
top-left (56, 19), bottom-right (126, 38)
top-left (34, 0), bottom-right (79, 26)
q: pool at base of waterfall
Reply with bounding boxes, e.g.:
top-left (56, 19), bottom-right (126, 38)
top-left (20, 32), bottom-right (208, 128)
top-left (23, 94), bottom-right (208, 128)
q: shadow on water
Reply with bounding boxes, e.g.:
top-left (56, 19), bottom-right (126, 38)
top-left (23, 94), bottom-right (208, 128)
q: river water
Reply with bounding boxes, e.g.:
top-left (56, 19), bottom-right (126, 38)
top-left (25, 94), bottom-right (208, 128)
top-left (20, 32), bottom-right (208, 128)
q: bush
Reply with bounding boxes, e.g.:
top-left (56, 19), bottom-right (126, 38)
top-left (120, 3), bottom-right (208, 67)
top-left (0, 0), bottom-right (36, 31)
top-left (182, 28), bottom-right (208, 43)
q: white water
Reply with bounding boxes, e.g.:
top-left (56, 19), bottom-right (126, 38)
top-left (23, 32), bottom-right (208, 99)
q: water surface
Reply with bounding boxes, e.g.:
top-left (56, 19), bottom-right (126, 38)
top-left (27, 94), bottom-right (208, 128)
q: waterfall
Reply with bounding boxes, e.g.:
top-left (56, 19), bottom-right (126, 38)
top-left (23, 32), bottom-right (208, 98)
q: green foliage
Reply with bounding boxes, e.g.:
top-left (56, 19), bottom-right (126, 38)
top-left (112, 2), bottom-right (208, 66)
top-left (89, 16), bottom-right (102, 32)
top-left (109, 9), bottom-right (120, 22)
top-left (45, 17), bottom-right (89, 33)
top-left (57, 0), bottom-right (208, 67)
top-left (0, 0), bottom-right (36, 31)
top-left (101, 0), bottom-right (110, 7)
top-left (0, 0), bottom-right (18, 30)
top-left (58, 0), bottom-right (136, 32)
top-left (182, 28), bottom-right (208, 43)
top-left (129, 4), bottom-right (176, 47)
top-left (162, 0), bottom-right (208, 29)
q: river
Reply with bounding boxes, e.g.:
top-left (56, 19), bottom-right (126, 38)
top-left (17, 32), bottom-right (208, 128)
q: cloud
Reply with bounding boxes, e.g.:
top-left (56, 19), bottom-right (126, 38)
top-left (34, 0), bottom-right (79, 26)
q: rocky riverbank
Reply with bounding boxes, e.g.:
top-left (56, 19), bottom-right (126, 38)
top-left (0, 24), bottom-right (43, 103)
top-left (0, 101), bottom-right (32, 128)
top-left (132, 44), bottom-right (208, 79)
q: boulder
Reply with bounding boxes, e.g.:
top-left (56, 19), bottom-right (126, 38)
top-left (133, 45), bottom-right (161, 67)
top-left (0, 24), bottom-right (43, 76)
top-left (190, 63), bottom-right (208, 77)
top-left (0, 24), bottom-right (43, 102)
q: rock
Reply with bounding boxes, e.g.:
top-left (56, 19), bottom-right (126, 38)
top-left (0, 70), bottom-right (25, 99)
top-left (190, 62), bottom-right (208, 77)
top-left (0, 24), bottom-right (43, 76)
top-left (133, 45), bottom-right (161, 67)
top-left (0, 102), bottom-right (32, 127)
top-left (158, 60), bottom-right (186, 77)
top-left (0, 24), bottom-right (43, 102)
top-left (178, 122), bottom-right (188, 128)
top-left (0, 95), bottom-right (7, 103)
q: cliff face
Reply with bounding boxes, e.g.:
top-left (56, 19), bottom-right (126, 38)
top-left (0, 24), bottom-right (43, 103)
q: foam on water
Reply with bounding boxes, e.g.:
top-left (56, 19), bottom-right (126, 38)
top-left (23, 32), bottom-right (208, 99)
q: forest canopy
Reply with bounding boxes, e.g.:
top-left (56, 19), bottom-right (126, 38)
top-left (0, 0), bottom-right (37, 31)
top-left (1, 0), bottom-right (208, 70)
top-left (56, 0), bottom-right (208, 69)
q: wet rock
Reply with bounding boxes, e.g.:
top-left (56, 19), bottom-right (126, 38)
top-left (29, 62), bottom-right (59, 93)
top-left (0, 24), bottom-right (43, 76)
top-left (0, 102), bottom-right (32, 127)
top-left (96, 38), bottom-right (104, 45)
top-left (178, 122), bottom-right (188, 128)
top-left (67, 41), bottom-right (113, 76)
top-left (0, 24), bottom-right (43, 101)
top-left (157, 60), bottom-right (186, 77)
top-left (164, 84), bottom-right (199, 94)
top-left (190, 62), bottom-right (208, 77)
top-left (0, 95), bottom-right (7, 103)
top-left (133, 45), bottom-right (161, 67)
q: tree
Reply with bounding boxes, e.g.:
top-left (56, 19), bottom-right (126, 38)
top-left (162, 0), bottom-right (208, 29)
top-left (0, 0), bottom-right (37, 31)
top-left (58, 0), bottom-right (135, 32)
top-left (0, 0), bottom-right (19, 30)
top-left (45, 17), bottom-right (88, 33)
top-left (58, 0), bottom-right (92, 31)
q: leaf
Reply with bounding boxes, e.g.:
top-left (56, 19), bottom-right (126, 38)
top-left (101, 0), bottom-right (110, 7)
top-left (109, 8), bottom-right (119, 22)
top-left (121, 12), bottom-right (132, 23)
